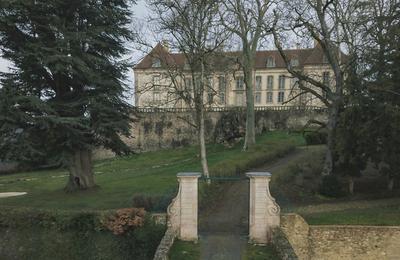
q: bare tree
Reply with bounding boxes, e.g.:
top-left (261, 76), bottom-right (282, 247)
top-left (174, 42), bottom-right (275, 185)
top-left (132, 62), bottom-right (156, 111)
top-left (220, 0), bottom-right (273, 150)
top-left (147, 0), bottom-right (229, 181)
top-left (272, 0), bottom-right (367, 175)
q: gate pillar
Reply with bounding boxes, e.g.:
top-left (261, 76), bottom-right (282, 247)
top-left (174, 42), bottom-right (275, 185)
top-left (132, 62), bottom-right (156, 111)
top-left (167, 172), bottom-right (201, 241)
top-left (246, 172), bottom-right (280, 244)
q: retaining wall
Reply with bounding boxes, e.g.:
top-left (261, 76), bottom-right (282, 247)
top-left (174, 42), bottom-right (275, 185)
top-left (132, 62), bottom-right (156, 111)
top-left (94, 107), bottom-right (327, 159)
top-left (279, 213), bottom-right (400, 260)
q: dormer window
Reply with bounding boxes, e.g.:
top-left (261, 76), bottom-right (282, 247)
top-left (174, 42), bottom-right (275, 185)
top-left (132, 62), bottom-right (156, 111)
top-left (290, 58), bottom-right (299, 67)
top-left (266, 57), bottom-right (275, 68)
top-left (184, 61), bottom-right (190, 70)
top-left (152, 58), bottom-right (161, 68)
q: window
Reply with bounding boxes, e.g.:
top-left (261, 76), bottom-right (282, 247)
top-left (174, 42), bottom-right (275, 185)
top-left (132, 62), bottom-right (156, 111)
top-left (207, 77), bottom-right (213, 104)
top-left (184, 77), bottom-right (193, 91)
top-left (323, 55), bottom-right (329, 63)
top-left (255, 92), bottom-right (261, 104)
top-left (236, 76), bottom-right (244, 89)
top-left (278, 91), bottom-right (285, 103)
top-left (153, 92), bottom-right (161, 103)
top-left (255, 76), bottom-right (262, 90)
top-left (266, 57), bottom-right (275, 68)
top-left (184, 62), bottom-right (190, 70)
top-left (218, 76), bottom-right (226, 104)
top-left (153, 75), bottom-right (160, 91)
top-left (267, 75), bottom-right (274, 90)
top-left (152, 58), bottom-right (161, 68)
top-left (299, 92), bottom-right (307, 104)
top-left (323, 71), bottom-right (330, 87)
top-left (279, 75), bottom-right (285, 90)
top-left (290, 58), bottom-right (299, 67)
top-left (236, 92), bottom-right (245, 106)
top-left (266, 92), bottom-right (273, 103)
top-left (207, 92), bottom-right (214, 104)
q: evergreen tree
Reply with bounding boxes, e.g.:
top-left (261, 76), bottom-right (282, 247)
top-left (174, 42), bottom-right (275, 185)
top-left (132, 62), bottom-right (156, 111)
top-left (0, 0), bottom-right (134, 191)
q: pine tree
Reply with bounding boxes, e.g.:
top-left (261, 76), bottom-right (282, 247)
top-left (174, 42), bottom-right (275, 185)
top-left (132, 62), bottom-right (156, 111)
top-left (0, 0), bottom-right (134, 191)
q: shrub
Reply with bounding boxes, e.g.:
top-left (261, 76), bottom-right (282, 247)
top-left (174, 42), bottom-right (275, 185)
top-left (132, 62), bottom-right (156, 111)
top-left (319, 175), bottom-right (345, 197)
top-left (132, 192), bottom-right (175, 212)
top-left (103, 208), bottom-right (146, 235)
top-left (304, 131), bottom-right (327, 145)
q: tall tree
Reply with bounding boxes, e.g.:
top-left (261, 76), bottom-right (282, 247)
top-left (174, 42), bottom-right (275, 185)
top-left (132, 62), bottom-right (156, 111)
top-left (362, 0), bottom-right (400, 190)
top-left (0, 0), bottom-right (134, 191)
top-left (220, 0), bottom-right (273, 150)
top-left (272, 0), bottom-right (367, 175)
top-left (147, 0), bottom-right (229, 181)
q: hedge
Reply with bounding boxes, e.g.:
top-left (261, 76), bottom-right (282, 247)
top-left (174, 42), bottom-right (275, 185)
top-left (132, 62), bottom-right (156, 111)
top-left (0, 207), bottom-right (165, 260)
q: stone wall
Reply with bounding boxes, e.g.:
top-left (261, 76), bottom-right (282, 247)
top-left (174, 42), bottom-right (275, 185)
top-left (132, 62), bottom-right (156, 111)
top-left (94, 107), bottom-right (327, 159)
top-left (279, 213), bottom-right (400, 260)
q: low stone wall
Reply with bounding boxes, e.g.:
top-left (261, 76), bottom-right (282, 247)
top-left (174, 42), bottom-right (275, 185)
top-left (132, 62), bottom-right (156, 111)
top-left (153, 228), bottom-right (176, 260)
top-left (309, 225), bottom-right (400, 260)
top-left (279, 213), bottom-right (400, 260)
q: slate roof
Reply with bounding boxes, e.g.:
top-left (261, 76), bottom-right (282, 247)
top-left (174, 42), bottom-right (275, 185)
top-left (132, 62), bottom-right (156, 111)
top-left (134, 42), bottom-right (342, 70)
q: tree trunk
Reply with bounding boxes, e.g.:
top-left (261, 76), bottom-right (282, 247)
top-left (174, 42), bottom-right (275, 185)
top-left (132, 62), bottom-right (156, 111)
top-left (64, 149), bottom-right (96, 192)
top-left (388, 177), bottom-right (394, 191)
top-left (348, 176), bottom-right (354, 195)
top-left (198, 105), bottom-right (210, 183)
top-left (243, 65), bottom-right (256, 151)
top-left (323, 104), bottom-right (339, 175)
top-left (197, 61), bottom-right (210, 183)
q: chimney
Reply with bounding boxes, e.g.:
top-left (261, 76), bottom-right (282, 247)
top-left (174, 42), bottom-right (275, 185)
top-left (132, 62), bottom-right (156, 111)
top-left (162, 40), bottom-right (170, 52)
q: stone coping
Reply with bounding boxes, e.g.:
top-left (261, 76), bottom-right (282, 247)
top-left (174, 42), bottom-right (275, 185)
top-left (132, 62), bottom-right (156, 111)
top-left (177, 172), bottom-right (202, 177)
top-left (0, 192), bottom-right (27, 198)
top-left (246, 172), bottom-right (272, 177)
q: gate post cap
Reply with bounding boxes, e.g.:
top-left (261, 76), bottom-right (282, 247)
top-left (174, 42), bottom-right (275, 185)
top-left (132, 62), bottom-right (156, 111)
top-left (177, 172), bottom-right (202, 178)
top-left (246, 172), bottom-right (272, 178)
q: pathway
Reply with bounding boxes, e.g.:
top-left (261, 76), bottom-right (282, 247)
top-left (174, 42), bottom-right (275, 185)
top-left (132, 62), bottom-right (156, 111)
top-left (198, 148), bottom-right (307, 259)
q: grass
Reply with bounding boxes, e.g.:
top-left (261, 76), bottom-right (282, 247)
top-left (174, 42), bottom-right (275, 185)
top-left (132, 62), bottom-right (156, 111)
top-left (242, 244), bottom-right (281, 260)
top-left (0, 131), bottom-right (304, 211)
top-left (266, 145), bottom-right (400, 226)
top-left (168, 240), bottom-right (200, 260)
top-left (303, 205), bottom-right (400, 226)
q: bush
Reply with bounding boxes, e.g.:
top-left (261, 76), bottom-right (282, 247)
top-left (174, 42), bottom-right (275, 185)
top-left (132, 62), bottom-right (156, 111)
top-left (319, 175), bottom-right (345, 198)
top-left (304, 131), bottom-right (327, 145)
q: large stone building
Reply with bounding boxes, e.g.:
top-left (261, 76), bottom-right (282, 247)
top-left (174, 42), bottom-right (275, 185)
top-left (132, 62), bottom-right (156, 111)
top-left (134, 42), bottom-right (335, 108)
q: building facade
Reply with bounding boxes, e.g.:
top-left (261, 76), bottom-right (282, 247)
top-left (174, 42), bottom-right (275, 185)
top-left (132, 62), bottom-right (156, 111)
top-left (134, 43), bottom-right (334, 108)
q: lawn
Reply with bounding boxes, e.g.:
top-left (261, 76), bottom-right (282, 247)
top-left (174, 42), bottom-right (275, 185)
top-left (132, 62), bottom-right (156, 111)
top-left (169, 240), bottom-right (200, 260)
top-left (242, 244), bottom-right (281, 260)
top-left (303, 205), bottom-right (400, 226)
top-left (0, 131), bottom-right (304, 211)
top-left (267, 145), bottom-right (400, 226)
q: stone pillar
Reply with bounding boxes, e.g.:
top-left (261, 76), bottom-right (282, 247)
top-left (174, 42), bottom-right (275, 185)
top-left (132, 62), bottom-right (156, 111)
top-left (167, 172), bottom-right (201, 241)
top-left (247, 172), bottom-right (280, 244)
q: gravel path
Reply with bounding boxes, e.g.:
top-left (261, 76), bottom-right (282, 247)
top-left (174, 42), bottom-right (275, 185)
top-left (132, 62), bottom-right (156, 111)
top-left (198, 148), bottom-right (306, 260)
